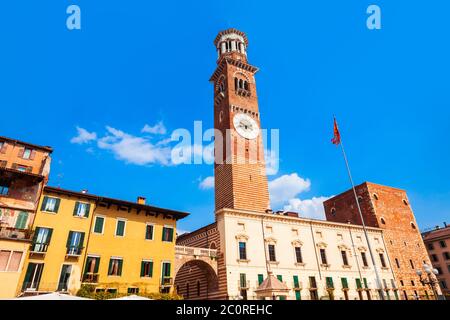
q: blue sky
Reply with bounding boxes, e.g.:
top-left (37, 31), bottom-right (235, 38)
top-left (1, 1), bottom-right (449, 232)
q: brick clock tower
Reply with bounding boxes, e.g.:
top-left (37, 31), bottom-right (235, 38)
top-left (210, 29), bottom-right (270, 213)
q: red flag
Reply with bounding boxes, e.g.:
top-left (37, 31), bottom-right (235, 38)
top-left (331, 118), bottom-right (341, 145)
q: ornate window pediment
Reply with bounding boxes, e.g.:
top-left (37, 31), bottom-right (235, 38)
top-left (358, 246), bottom-right (367, 252)
top-left (235, 234), bottom-right (249, 241)
top-left (376, 248), bottom-right (384, 253)
top-left (291, 239), bottom-right (303, 247)
top-left (264, 237), bottom-right (277, 244)
top-left (316, 241), bottom-right (327, 249)
top-left (338, 244), bottom-right (350, 251)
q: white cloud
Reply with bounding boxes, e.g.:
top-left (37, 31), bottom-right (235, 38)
top-left (142, 121), bottom-right (167, 135)
top-left (283, 196), bottom-right (331, 220)
top-left (199, 176), bottom-right (214, 190)
top-left (268, 173), bottom-right (311, 205)
top-left (97, 126), bottom-right (171, 166)
top-left (70, 127), bottom-right (97, 144)
top-left (268, 173), bottom-right (331, 220)
top-left (265, 149), bottom-right (279, 176)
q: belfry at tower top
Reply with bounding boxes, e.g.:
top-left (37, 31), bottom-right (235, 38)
top-left (214, 28), bottom-right (249, 46)
top-left (213, 28), bottom-right (249, 62)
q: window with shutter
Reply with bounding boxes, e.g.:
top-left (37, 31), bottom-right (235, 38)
top-left (115, 219), bottom-right (126, 237)
top-left (66, 231), bottom-right (84, 255)
top-left (108, 258), bottom-right (123, 276)
top-left (93, 216), bottom-right (105, 234)
top-left (293, 275), bottom-right (300, 288)
top-left (15, 211), bottom-right (28, 229)
top-left (141, 260), bottom-right (153, 277)
top-left (257, 274), bottom-right (264, 285)
top-left (145, 224), bottom-right (154, 240)
top-left (162, 227), bottom-right (174, 242)
top-left (42, 197), bottom-right (60, 213)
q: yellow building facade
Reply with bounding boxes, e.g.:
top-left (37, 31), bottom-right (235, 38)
top-left (16, 187), bottom-right (188, 297)
top-left (16, 187), bottom-right (96, 295)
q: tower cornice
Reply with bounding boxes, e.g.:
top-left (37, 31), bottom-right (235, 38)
top-left (214, 28), bottom-right (249, 47)
top-left (209, 57), bottom-right (259, 83)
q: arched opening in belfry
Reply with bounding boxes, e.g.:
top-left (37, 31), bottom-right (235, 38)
top-left (174, 260), bottom-right (219, 300)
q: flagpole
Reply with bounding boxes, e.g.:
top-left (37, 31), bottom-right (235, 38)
top-left (337, 124), bottom-right (385, 300)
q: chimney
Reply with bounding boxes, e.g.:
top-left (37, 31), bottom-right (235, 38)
top-left (137, 196), bottom-right (146, 205)
top-left (444, 222), bottom-right (448, 228)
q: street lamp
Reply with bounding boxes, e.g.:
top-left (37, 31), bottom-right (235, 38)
top-left (416, 263), bottom-right (439, 300)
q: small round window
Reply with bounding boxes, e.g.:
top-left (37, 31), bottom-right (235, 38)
top-left (330, 208), bottom-right (336, 216)
top-left (411, 222), bottom-right (416, 230)
top-left (380, 217), bottom-right (386, 225)
top-left (373, 193), bottom-right (379, 200)
top-left (403, 199), bottom-right (408, 206)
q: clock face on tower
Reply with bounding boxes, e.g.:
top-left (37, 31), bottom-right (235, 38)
top-left (233, 113), bottom-right (259, 140)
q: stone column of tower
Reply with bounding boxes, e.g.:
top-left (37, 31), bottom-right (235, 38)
top-left (210, 28), bottom-right (270, 213)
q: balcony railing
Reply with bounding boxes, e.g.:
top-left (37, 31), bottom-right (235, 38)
top-left (66, 246), bottom-right (83, 257)
top-left (293, 281), bottom-right (302, 290)
top-left (0, 226), bottom-right (33, 241)
top-left (82, 273), bottom-right (99, 283)
top-left (161, 277), bottom-right (173, 286)
top-left (175, 245), bottom-right (217, 258)
top-left (30, 242), bottom-right (49, 254)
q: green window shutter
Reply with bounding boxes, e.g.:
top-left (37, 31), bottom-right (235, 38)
top-left (295, 290), bottom-right (301, 300)
top-left (116, 221), bottom-right (125, 236)
top-left (293, 275), bottom-right (299, 287)
top-left (94, 217), bottom-right (104, 233)
top-left (118, 259), bottom-right (123, 276)
top-left (356, 278), bottom-right (362, 289)
top-left (341, 278), bottom-right (348, 289)
top-left (140, 261), bottom-right (145, 277)
top-left (85, 204), bottom-right (91, 218)
top-left (22, 264), bottom-right (34, 290)
top-left (168, 228), bottom-right (174, 242)
top-left (277, 275), bottom-right (282, 282)
top-left (79, 232), bottom-right (85, 248)
top-left (166, 262), bottom-right (171, 277)
top-left (54, 199), bottom-right (61, 213)
top-left (146, 225), bottom-right (153, 240)
top-left (94, 257), bottom-right (100, 273)
top-left (108, 259), bottom-right (113, 275)
top-left (73, 202), bottom-right (80, 216)
top-left (15, 212), bottom-right (28, 229)
top-left (363, 278), bottom-right (368, 288)
top-left (66, 231), bottom-right (74, 248)
top-left (32, 227), bottom-right (41, 243)
top-left (40, 196), bottom-right (48, 211)
top-left (149, 261), bottom-right (153, 277)
top-left (84, 257), bottom-right (91, 275)
top-left (258, 274), bottom-right (264, 285)
top-left (46, 228), bottom-right (53, 244)
top-left (326, 277), bottom-right (334, 288)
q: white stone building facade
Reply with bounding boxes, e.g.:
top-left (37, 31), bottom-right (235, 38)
top-left (216, 208), bottom-right (399, 300)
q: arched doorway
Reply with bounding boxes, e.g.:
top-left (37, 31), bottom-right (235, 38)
top-left (174, 260), bottom-right (218, 300)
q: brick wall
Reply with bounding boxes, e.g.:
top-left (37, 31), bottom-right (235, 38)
top-left (324, 182), bottom-right (435, 299)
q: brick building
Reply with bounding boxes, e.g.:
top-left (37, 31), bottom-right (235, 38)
top-left (422, 223), bottom-right (450, 299)
top-left (0, 137), bottom-right (52, 298)
top-left (324, 182), bottom-right (437, 299)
